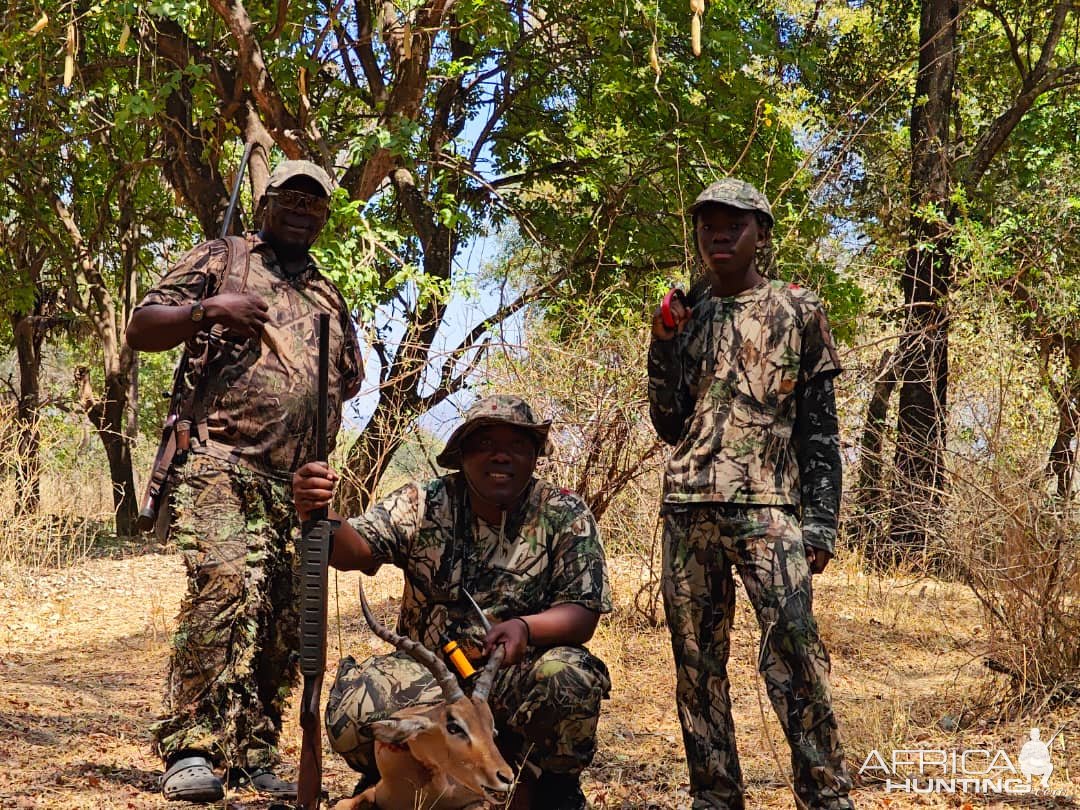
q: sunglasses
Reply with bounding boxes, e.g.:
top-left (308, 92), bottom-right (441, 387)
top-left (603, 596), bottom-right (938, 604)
top-left (266, 188), bottom-right (330, 217)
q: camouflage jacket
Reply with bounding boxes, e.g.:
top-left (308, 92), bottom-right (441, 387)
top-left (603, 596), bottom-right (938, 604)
top-left (648, 279), bottom-right (843, 551)
top-left (136, 234), bottom-right (363, 480)
top-left (349, 473), bottom-right (613, 653)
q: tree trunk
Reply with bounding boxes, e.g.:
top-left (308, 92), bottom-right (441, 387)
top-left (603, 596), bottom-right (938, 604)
top-left (338, 214), bottom-right (458, 514)
top-left (338, 406), bottom-right (408, 512)
top-left (1047, 343), bottom-right (1080, 500)
top-left (76, 353), bottom-right (139, 537)
top-left (102, 369), bottom-right (138, 536)
top-left (851, 350), bottom-right (898, 559)
top-left (10, 313), bottom-right (44, 515)
top-left (888, 0), bottom-right (959, 561)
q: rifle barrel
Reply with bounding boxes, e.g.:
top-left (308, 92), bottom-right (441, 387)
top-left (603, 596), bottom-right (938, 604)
top-left (220, 142), bottom-right (255, 239)
top-left (313, 313), bottom-right (330, 519)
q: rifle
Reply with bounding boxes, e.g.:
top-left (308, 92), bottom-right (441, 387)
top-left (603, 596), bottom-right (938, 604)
top-left (297, 313), bottom-right (332, 810)
top-left (137, 142), bottom-right (255, 535)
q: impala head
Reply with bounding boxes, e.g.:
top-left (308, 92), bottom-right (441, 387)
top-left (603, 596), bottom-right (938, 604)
top-left (370, 695), bottom-right (513, 801)
top-left (359, 581), bottom-right (514, 803)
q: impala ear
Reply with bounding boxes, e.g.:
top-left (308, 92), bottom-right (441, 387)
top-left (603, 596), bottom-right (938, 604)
top-left (372, 716), bottom-right (434, 744)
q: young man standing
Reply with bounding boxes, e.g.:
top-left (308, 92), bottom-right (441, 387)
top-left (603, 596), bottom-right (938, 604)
top-left (648, 178), bottom-right (855, 810)
top-left (127, 160), bottom-right (363, 803)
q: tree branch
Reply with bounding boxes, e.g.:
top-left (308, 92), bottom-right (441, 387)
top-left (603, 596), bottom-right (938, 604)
top-left (1030, 0), bottom-right (1072, 81)
top-left (208, 0), bottom-right (304, 156)
top-left (978, 0), bottom-right (1028, 79)
top-left (390, 167), bottom-right (436, 248)
top-left (961, 3), bottom-right (1080, 192)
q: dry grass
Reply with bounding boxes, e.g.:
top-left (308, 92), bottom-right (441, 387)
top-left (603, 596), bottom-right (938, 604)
top-left (2, 546), bottom-right (1078, 809)
top-left (0, 412), bottom-right (120, 579)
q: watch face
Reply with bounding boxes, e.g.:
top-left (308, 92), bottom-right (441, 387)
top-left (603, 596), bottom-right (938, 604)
top-left (190, 303), bottom-right (205, 322)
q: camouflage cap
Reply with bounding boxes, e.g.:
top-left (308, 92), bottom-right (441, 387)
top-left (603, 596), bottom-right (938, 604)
top-left (436, 395), bottom-right (552, 469)
top-left (688, 177), bottom-right (773, 226)
top-left (266, 160), bottom-right (334, 196)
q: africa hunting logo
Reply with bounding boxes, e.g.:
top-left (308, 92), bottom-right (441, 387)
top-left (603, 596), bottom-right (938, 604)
top-left (859, 728), bottom-right (1069, 796)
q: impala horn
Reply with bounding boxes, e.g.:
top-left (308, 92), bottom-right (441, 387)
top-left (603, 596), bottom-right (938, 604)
top-left (358, 577), bottom-right (466, 703)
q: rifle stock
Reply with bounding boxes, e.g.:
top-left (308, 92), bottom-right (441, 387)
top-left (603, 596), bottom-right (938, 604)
top-left (297, 313), bottom-right (331, 809)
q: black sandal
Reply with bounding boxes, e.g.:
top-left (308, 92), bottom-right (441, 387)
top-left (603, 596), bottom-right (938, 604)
top-left (160, 755), bottom-right (225, 803)
top-left (230, 767), bottom-right (298, 799)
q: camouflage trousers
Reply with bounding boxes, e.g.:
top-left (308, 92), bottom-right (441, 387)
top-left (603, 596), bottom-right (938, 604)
top-left (325, 645), bottom-right (611, 777)
top-left (661, 506), bottom-right (854, 810)
top-left (151, 453), bottom-right (300, 770)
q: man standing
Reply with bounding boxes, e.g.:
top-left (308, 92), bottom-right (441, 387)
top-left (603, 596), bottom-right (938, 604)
top-left (292, 395), bottom-right (612, 810)
top-left (648, 179), bottom-right (854, 810)
top-left (126, 160), bottom-right (363, 803)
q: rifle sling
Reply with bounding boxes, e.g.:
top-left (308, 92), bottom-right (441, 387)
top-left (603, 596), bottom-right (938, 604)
top-left (186, 234), bottom-right (252, 446)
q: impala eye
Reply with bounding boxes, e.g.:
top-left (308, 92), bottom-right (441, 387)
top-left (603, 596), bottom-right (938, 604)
top-left (446, 719), bottom-right (467, 738)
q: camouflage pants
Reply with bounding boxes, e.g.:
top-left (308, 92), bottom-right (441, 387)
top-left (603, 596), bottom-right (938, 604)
top-left (151, 453), bottom-right (300, 770)
top-left (325, 645), bottom-right (610, 777)
top-left (661, 506), bottom-right (853, 810)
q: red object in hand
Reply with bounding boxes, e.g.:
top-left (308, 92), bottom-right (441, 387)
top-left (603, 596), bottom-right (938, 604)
top-left (661, 288), bottom-right (689, 329)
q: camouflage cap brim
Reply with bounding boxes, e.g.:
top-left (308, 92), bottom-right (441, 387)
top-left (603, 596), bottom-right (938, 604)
top-left (266, 160), bottom-right (334, 196)
top-left (435, 418), bottom-right (551, 470)
top-left (688, 177), bottom-right (774, 225)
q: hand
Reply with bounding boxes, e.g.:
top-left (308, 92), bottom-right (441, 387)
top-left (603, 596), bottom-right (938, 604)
top-left (203, 292), bottom-right (270, 338)
top-left (293, 461), bottom-right (338, 522)
top-left (651, 290), bottom-right (692, 341)
top-left (483, 617), bottom-right (531, 666)
top-left (805, 545), bottom-right (833, 575)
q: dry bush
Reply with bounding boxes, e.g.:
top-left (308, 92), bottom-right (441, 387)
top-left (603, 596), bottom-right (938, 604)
top-left (0, 404), bottom-right (116, 577)
top-left (953, 475), bottom-right (1080, 711)
top-left (944, 293), bottom-right (1077, 711)
top-left (897, 293), bottom-right (1077, 709)
top-left (480, 306), bottom-right (665, 559)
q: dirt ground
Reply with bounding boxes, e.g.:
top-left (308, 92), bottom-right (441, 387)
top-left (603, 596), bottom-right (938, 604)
top-left (1, 547), bottom-right (1077, 809)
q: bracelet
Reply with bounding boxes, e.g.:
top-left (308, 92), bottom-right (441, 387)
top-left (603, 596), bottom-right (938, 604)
top-left (513, 616), bottom-right (532, 647)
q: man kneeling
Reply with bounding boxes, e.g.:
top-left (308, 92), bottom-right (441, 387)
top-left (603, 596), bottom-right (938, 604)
top-left (292, 395), bottom-right (612, 809)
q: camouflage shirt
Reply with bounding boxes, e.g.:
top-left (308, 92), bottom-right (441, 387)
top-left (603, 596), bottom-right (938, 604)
top-left (137, 234), bottom-right (363, 479)
top-left (648, 279), bottom-right (843, 550)
top-left (349, 473), bottom-right (613, 653)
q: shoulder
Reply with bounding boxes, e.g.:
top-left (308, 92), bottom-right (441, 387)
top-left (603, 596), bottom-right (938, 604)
top-left (424, 475), bottom-right (453, 502)
top-left (769, 279), bottom-right (824, 310)
top-left (759, 279), bottom-right (828, 327)
top-left (170, 239), bottom-right (228, 272)
top-left (305, 262), bottom-right (355, 320)
top-left (531, 480), bottom-right (597, 528)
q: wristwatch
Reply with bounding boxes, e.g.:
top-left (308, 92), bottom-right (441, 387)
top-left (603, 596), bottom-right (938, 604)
top-left (190, 302), bottom-right (206, 324)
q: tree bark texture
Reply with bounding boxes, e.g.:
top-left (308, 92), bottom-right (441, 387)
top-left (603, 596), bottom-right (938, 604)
top-left (1046, 343), bottom-right (1080, 500)
top-left (888, 0), bottom-right (960, 559)
top-left (851, 350), bottom-right (898, 559)
top-left (10, 313), bottom-right (44, 515)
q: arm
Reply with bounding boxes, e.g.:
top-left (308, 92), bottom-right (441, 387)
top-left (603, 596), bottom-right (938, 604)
top-left (484, 603), bottom-right (600, 665)
top-left (794, 373), bottom-right (842, 570)
top-left (520, 603), bottom-right (599, 645)
top-left (293, 461), bottom-right (420, 575)
top-left (126, 295), bottom-right (271, 352)
top-left (126, 241), bottom-right (268, 352)
top-left (648, 292), bottom-right (697, 445)
top-left (339, 307), bottom-right (364, 401)
top-left (648, 338), bottom-right (691, 445)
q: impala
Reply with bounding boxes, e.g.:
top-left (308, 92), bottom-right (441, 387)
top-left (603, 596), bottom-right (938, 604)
top-left (334, 582), bottom-right (516, 810)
